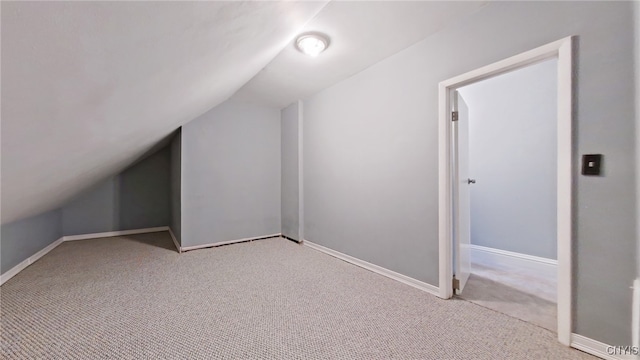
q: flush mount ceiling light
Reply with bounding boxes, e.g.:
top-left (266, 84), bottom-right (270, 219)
top-left (295, 33), bottom-right (329, 57)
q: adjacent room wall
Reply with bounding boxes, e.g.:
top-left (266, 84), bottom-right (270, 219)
top-left (458, 59), bottom-right (558, 260)
top-left (634, 1), bottom-right (640, 347)
top-left (1, 209), bottom-right (62, 274)
top-left (635, 0), bottom-right (640, 280)
top-left (302, 1), bottom-right (636, 345)
top-left (281, 102), bottom-right (299, 240)
top-left (62, 146), bottom-right (171, 236)
top-left (181, 99), bottom-right (281, 247)
top-left (170, 129), bottom-right (182, 244)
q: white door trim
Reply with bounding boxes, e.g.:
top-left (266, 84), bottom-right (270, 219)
top-left (437, 36), bottom-right (574, 346)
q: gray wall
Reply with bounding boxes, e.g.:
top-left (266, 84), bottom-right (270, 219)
top-left (62, 146), bottom-right (171, 236)
top-left (302, 1), bottom-right (636, 345)
top-left (458, 59), bottom-right (558, 260)
top-left (1, 209), bottom-right (62, 274)
top-left (170, 129), bottom-right (182, 244)
top-left (635, 0), bottom-right (640, 280)
top-left (61, 179), bottom-right (119, 236)
top-left (281, 102), bottom-right (299, 240)
top-left (182, 99), bottom-right (281, 247)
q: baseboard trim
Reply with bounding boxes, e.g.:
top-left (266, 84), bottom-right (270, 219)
top-left (571, 333), bottom-right (639, 360)
top-left (63, 226), bottom-right (169, 241)
top-left (470, 244), bottom-right (557, 278)
top-left (1, 237), bottom-right (65, 285)
top-left (303, 239), bottom-right (440, 296)
top-left (167, 227), bottom-right (181, 253)
top-left (281, 235), bottom-right (301, 243)
top-left (180, 233), bottom-right (282, 252)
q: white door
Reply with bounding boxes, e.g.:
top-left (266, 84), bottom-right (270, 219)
top-left (453, 91), bottom-right (472, 294)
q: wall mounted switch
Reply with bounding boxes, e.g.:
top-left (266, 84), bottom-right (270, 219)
top-left (581, 154), bottom-right (602, 176)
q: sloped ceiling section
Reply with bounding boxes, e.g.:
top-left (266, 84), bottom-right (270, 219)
top-left (1, 1), bottom-right (327, 224)
top-left (235, 1), bottom-right (487, 108)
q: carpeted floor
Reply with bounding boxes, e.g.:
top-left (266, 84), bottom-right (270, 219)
top-left (470, 259), bottom-right (557, 303)
top-left (1, 233), bottom-right (596, 359)
top-left (458, 274), bottom-right (557, 332)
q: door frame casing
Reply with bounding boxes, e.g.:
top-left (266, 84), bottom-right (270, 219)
top-left (437, 36), bottom-right (574, 345)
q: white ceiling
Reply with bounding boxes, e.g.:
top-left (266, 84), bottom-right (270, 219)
top-left (234, 1), bottom-right (487, 108)
top-left (1, 1), bottom-right (487, 224)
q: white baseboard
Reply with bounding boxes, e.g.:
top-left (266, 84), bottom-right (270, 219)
top-left (470, 244), bottom-right (557, 278)
top-left (1, 237), bottom-right (64, 285)
top-left (571, 333), bottom-right (639, 360)
top-left (167, 227), bottom-right (181, 253)
top-left (63, 226), bottom-right (169, 241)
top-left (303, 239), bottom-right (440, 296)
top-left (180, 233), bottom-right (282, 252)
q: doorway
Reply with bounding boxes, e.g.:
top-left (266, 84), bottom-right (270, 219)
top-left (454, 58), bottom-right (559, 332)
top-left (437, 37), bottom-right (574, 345)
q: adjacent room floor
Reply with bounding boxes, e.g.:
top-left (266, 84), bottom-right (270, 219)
top-left (458, 257), bottom-right (557, 332)
top-left (1, 233), bottom-right (592, 359)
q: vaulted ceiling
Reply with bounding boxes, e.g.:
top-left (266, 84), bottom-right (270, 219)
top-left (1, 1), bottom-right (487, 224)
top-left (235, 1), bottom-right (487, 108)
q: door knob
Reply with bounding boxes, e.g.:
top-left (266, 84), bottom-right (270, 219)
top-left (467, 178), bottom-right (476, 184)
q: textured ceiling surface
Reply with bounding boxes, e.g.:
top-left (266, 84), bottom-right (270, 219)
top-left (1, 1), bottom-right (487, 224)
top-left (235, 1), bottom-right (487, 108)
top-left (1, 1), bottom-right (327, 224)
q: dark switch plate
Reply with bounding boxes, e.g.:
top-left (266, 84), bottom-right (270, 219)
top-left (582, 154), bottom-right (602, 176)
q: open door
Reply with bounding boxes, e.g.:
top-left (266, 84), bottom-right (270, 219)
top-left (453, 91), bottom-right (472, 294)
top-left (439, 37), bottom-right (573, 344)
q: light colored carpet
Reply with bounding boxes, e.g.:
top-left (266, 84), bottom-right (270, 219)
top-left (1, 233), bottom-right (595, 359)
top-left (458, 274), bottom-right (557, 332)
top-left (471, 259), bottom-right (556, 303)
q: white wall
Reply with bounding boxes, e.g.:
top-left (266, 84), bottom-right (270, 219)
top-left (181, 99), bottom-right (281, 247)
top-left (302, 1), bottom-right (636, 345)
top-left (458, 59), bottom-right (557, 260)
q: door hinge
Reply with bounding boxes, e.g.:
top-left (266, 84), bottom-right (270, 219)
top-left (451, 111), bottom-right (459, 122)
top-left (452, 276), bottom-right (460, 291)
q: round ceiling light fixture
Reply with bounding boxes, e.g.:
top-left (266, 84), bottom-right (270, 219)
top-left (295, 33), bottom-right (329, 57)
